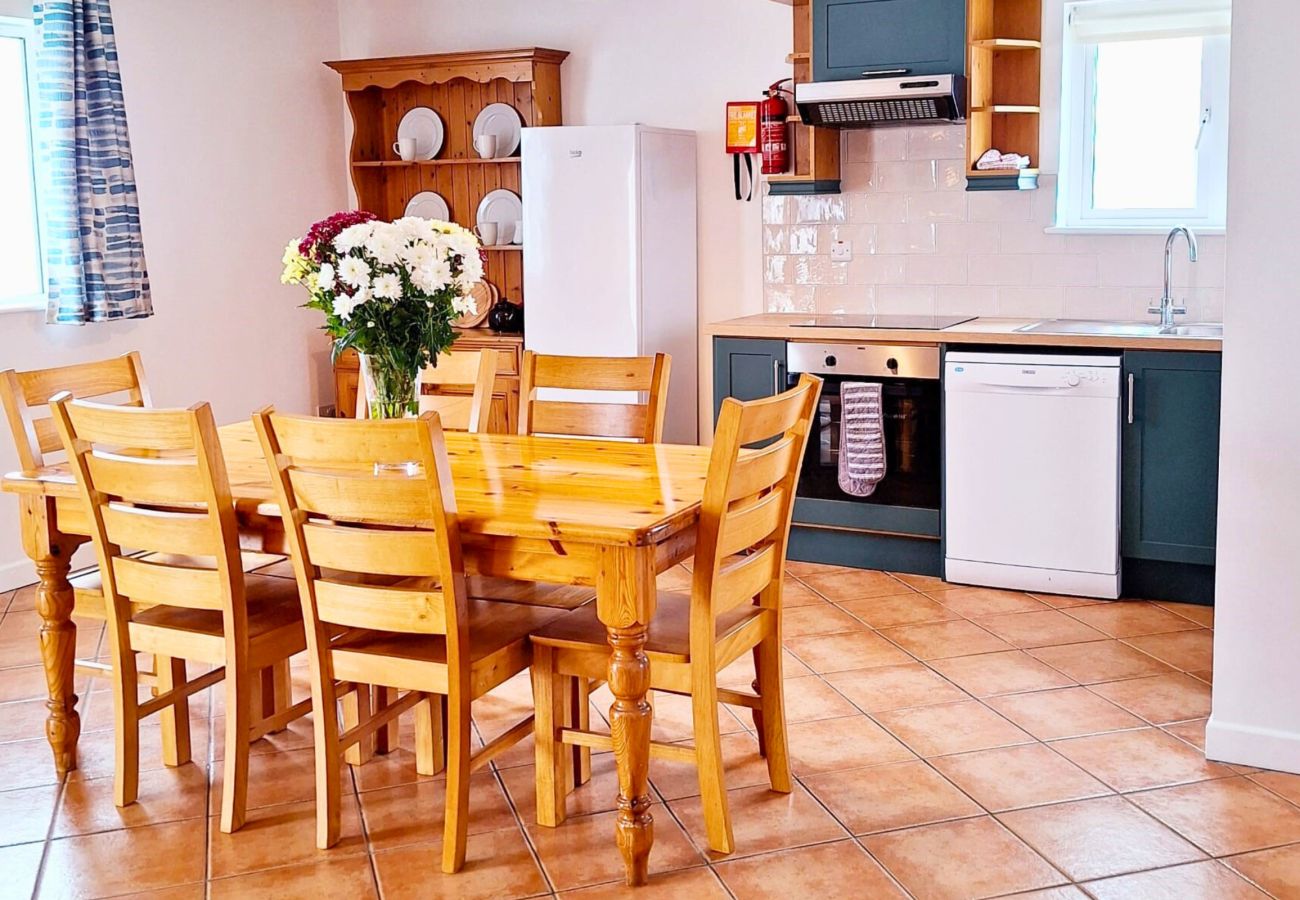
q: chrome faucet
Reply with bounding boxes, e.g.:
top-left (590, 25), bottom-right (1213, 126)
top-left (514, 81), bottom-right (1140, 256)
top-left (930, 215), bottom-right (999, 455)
top-left (1150, 226), bottom-right (1198, 329)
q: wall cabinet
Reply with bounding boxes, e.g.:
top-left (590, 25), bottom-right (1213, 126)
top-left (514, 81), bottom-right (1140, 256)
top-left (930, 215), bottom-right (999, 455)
top-left (1121, 350), bottom-right (1222, 566)
top-left (813, 0), bottom-right (967, 82)
top-left (712, 338), bottom-right (787, 420)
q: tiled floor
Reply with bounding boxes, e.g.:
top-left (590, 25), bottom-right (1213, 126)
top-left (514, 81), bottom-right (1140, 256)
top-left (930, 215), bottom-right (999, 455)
top-left (2, 562), bottom-right (1299, 899)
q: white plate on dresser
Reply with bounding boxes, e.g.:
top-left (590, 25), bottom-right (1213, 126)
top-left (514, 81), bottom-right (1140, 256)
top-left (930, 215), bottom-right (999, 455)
top-left (397, 107), bottom-right (444, 160)
top-left (473, 103), bottom-right (522, 157)
top-left (404, 191), bottom-right (450, 221)
top-left (475, 189), bottom-right (523, 244)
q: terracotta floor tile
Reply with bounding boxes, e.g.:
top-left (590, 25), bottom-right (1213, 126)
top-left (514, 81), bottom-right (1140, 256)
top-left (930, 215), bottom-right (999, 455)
top-left (875, 699), bottom-right (1032, 757)
top-left (1248, 770), bottom-right (1300, 806)
top-left (973, 610), bottom-right (1107, 649)
top-left (647, 732), bottom-right (773, 801)
top-left (784, 630), bottom-right (913, 674)
top-left (208, 854), bottom-right (379, 899)
top-left (647, 689), bottom-right (746, 743)
top-left (95, 884), bottom-right (204, 900)
top-left (781, 603), bottom-right (867, 637)
top-left (929, 587), bottom-right (1050, 617)
top-left (0, 697), bottom-right (58, 744)
top-left (1028, 640), bottom-right (1175, 684)
top-left (0, 783), bottom-right (59, 846)
top-left (1130, 776), bottom-right (1300, 856)
top-left (0, 737), bottom-right (65, 791)
top-left (1082, 860), bottom-right (1268, 899)
top-left (207, 796), bottom-right (368, 879)
top-left (1063, 602), bottom-right (1202, 638)
top-left (70, 718), bottom-right (212, 784)
top-left (208, 745), bottom-right (351, 812)
top-left (798, 568), bottom-right (913, 602)
top-left (802, 759), bottom-right (981, 834)
top-left (0, 664), bottom-right (61, 703)
top-left (1163, 717), bottom-right (1208, 751)
top-left (359, 772), bottom-right (517, 850)
top-left (1124, 629), bottom-right (1214, 672)
top-left (55, 763), bottom-right (209, 837)
top-left (1225, 842), bottom-right (1300, 897)
top-left (889, 572), bottom-right (951, 591)
top-left (787, 713), bottom-right (915, 775)
top-left (824, 663), bottom-right (969, 713)
top-left (838, 592), bottom-right (959, 628)
top-left (863, 816), bottom-right (1067, 899)
top-left (528, 808), bottom-right (704, 889)
top-left (657, 565), bottom-right (693, 592)
top-left (785, 560), bottom-right (845, 579)
top-left (41, 819), bottom-right (207, 899)
top-left (1027, 592), bottom-right (1107, 610)
top-left (1006, 889), bottom-right (1089, 899)
top-left (1089, 673), bottom-right (1213, 725)
top-left (999, 795), bottom-right (1204, 880)
top-left (714, 839), bottom-right (908, 898)
top-left (986, 687), bottom-right (1145, 741)
top-left (503, 750), bottom-right (624, 816)
top-left (782, 577), bottom-right (832, 609)
top-left (0, 842), bottom-right (43, 900)
top-left (670, 782), bottom-right (847, 859)
top-left (1052, 727), bottom-right (1234, 792)
top-left (879, 620), bottom-right (1012, 660)
top-left (780, 674), bottom-right (862, 723)
top-left (561, 865), bottom-right (731, 898)
top-left (930, 744), bottom-right (1110, 812)
top-left (210, 713), bottom-right (317, 761)
top-left (929, 650), bottom-right (1075, 698)
top-left (373, 827), bottom-right (549, 900)
top-left (716, 648), bottom-right (813, 690)
top-left (1154, 600), bottom-right (1215, 627)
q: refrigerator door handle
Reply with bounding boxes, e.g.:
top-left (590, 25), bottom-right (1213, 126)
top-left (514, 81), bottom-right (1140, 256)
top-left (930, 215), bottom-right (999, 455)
top-left (773, 359), bottom-right (785, 395)
top-left (1127, 373), bottom-right (1135, 425)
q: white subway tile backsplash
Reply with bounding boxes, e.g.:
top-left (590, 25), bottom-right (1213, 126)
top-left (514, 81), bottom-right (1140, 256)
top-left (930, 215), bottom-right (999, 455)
top-left (761, 144), bottom-right (1227, 319)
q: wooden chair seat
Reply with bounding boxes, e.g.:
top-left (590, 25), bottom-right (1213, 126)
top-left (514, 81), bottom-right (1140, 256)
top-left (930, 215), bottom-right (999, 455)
top-left (533, 591), bottom-right (769, 665)
top-left (466, 575), bottom-right (594, 611)
top-left (129, 574), bottom-right (305, 666)
top-left (330, 598), bottom-right (563, 695)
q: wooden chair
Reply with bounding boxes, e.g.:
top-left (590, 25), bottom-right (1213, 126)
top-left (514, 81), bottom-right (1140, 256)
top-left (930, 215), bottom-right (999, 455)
top-left (528, 374), bottom-right (822, 854)
top-left (518, 351), bottom-right (671, 443)
top-left (418, 349), bottom-right (498, 434)
top-left (254, 409), bottom-right (566, 872)
top-left (49, 395), bottom-right (310, 833)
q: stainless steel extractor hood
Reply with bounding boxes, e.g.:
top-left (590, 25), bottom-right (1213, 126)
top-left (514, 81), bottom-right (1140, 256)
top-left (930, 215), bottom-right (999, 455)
top-left (795, 74), bottom-right (966, 128)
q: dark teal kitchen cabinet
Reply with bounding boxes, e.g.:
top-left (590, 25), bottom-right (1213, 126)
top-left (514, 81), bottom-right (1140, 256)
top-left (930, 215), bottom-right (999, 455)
top-left (712, 338), bottom-right (787, 419)
top-left (813, 0), bottom-right (968, 83)
top-left (1121, 351), bottom-right (1221, 566)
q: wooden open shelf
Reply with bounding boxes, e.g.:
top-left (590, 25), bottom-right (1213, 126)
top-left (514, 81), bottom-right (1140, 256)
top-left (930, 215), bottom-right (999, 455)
top-left (351, 158), bottom-right (522, 168)
top-left (768, 0), bottom-right (840, 196)
top-left (966, 0), bottom-right (1042, 191)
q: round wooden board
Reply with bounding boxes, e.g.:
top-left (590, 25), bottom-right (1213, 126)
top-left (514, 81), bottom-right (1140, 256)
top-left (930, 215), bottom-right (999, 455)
top-left (456, 280), bottom-right (495, 328)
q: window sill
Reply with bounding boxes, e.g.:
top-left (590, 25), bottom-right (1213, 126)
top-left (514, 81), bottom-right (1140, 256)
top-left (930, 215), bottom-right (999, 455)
top-left (1046, 225), bottom-right (1226, 236)
top-left (0, 299), bottom-right (45, 315)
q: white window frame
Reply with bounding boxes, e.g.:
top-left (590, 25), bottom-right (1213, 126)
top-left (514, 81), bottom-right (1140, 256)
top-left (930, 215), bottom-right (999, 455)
top-left (1056, 6), bottom-right (1231, 231)
top-left (0, 15), bottom-right (46, 313)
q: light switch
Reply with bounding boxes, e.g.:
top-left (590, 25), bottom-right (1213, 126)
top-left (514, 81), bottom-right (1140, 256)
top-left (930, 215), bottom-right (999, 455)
top-left (830, 240), bottom-right (852, 262)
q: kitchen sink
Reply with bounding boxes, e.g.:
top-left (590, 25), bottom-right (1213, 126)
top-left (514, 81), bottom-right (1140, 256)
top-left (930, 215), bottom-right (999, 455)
top-left (1017, 320), bottom-right (1222, 339)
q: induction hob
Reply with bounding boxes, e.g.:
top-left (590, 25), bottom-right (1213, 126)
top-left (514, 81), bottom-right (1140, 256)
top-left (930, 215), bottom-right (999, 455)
top-left (791, 314), bottom-right (976, 330)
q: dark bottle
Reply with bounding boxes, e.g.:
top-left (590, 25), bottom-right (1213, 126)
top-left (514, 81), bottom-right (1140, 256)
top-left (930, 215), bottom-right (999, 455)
top-left (488, 298), bottom-right (523, 334)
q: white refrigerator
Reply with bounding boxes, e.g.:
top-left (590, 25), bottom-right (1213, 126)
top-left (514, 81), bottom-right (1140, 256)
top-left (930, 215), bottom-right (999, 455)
top-left (521, 124), bottom-right (699, 444)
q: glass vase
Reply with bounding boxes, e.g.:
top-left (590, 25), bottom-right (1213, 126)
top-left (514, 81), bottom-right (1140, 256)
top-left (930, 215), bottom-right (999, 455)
top-left (359, 353), bottom-right (418, 420)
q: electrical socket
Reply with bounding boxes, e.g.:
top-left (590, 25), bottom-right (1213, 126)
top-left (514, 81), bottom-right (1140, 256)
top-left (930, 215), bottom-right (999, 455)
top-left (317, 404), bottom-right (337, 418)
top-left (830, 240), bottom-right (852, 262)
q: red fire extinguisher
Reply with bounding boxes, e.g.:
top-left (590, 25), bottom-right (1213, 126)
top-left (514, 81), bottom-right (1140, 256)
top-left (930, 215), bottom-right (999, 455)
top-left (759, 79), bottom-right (791, 175)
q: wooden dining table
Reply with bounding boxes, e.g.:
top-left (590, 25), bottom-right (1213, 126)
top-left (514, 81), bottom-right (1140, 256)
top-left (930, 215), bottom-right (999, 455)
top-left (2, 420), bottom-right (713, 886)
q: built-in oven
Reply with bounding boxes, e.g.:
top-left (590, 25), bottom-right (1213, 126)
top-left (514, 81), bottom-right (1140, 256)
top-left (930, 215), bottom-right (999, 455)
top-left (784, 342), bottom-right (943, 570)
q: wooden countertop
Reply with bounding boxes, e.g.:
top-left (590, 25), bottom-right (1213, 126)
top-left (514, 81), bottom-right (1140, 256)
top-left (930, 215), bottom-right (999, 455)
top-left (706, 314), bottom-right (1223, 352)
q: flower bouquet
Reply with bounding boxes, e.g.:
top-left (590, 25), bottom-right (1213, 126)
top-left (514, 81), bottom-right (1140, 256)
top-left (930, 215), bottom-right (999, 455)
top-left (282, 210), bottom-right (484, 418)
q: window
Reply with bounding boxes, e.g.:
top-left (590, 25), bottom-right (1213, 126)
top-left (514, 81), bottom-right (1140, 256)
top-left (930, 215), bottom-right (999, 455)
top-left (1057, 0), bottom-right (1231, 230)
top-left (0, 16), bottom-right (43, 310)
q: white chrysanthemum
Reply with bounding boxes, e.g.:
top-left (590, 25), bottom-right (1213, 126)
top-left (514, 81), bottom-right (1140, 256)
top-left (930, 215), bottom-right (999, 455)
top-left (447, 230), bottom-right (479, 259)
top-left (459, 253), bottom-right (484, 285)
top-left (338, 256), bottom-right (371, 289)
top-left (412, 257), bottom-right (453, 294)
top-left (365, 223), bottom-right (404, 266)
top-left (451, 295), bottom-right (476, 317)
top-left (332, 287), bottom-right (369, 321)
top-left (317, 262), bottom-right (336, 292)
top-left (372, 272), bottom-right (403, 301)
top-left (333, 221), bottom-right (375, 254)
top-left (401, 242), bottom-right (438, 270)
top-left (394, 216), bottom-right (439, 244)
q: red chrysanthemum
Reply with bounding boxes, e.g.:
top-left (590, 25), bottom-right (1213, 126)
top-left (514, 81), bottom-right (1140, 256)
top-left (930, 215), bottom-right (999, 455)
top-left (298, 210), bottom-right (380, 261)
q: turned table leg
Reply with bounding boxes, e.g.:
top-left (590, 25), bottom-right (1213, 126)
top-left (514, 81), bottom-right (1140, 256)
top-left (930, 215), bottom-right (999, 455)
top-left (597, 545), bottom-right (657, 887)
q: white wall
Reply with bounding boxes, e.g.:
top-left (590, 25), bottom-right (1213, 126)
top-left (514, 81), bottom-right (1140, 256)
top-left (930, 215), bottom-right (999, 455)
top-left (335, 0), bottom-right (791, 435)
top-left (0, 0), bottom-right (346, 590)
top-left (1205, 0), bottom-right (1300, 772)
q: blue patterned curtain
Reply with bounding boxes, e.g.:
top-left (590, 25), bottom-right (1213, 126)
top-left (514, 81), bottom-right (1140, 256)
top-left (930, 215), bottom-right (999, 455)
top-left (32, 0), bottom-right (152, 324)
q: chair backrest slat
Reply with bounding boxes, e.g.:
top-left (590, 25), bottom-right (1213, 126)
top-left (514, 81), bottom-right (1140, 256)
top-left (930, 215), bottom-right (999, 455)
top-left (1, 352), bottom-right (150, 472)
top-left (50, 394), bottom-right (246, 638)
top-left (689, 375), bottom-right (822, 661)
top-left (255, 409), bottom-right (468, 665)
top-left (519, 351), bottom-right (671, 443)
top-left (418, 349), bottom-right (498, 434)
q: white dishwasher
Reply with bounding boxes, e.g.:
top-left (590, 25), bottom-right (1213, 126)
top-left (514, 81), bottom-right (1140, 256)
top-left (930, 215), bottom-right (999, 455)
top-left (944, 351), bottom-right (1122, 599)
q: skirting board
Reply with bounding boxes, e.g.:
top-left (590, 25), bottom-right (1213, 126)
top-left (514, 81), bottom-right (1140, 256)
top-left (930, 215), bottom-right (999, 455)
top-left (0, 556), bottom-right (36, 594)
top-left (1205, 715), bottom-right (1300, 774)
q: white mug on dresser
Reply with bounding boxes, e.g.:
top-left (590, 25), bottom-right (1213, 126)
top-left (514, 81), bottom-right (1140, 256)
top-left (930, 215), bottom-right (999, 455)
top-left (392, 137), bottom-right (417, 161)
top-left (511, 219), bottom-right (523, 245)
top-left (473, 134), bottom-right (498, 159)
top-left (475, 222), bottom-right (499, 246)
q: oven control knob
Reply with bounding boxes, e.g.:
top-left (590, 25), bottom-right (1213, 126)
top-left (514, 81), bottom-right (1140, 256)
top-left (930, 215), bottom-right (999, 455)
top-left (886, 357), bottom-right (899, 371)
top-left (824, 354), bottom-right (837, 367)
top-left (1066, 373), bottom-right (1081, 387)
